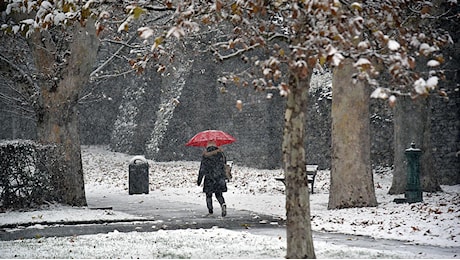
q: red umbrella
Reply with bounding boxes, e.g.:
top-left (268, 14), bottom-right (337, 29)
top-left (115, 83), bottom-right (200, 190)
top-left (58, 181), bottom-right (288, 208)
top-left (185, 130), bottom-right (236, 147)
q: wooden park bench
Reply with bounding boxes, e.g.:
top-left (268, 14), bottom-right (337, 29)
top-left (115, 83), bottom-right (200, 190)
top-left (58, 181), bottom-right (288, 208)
top-left (275, 164), bottom-right (319, 194)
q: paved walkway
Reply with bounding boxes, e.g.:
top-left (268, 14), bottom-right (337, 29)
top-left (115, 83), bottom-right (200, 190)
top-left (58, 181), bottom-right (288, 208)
top-left (1, 192), bottom-right (459, 258)
top-left (0, 192), bottom-right (285, 241)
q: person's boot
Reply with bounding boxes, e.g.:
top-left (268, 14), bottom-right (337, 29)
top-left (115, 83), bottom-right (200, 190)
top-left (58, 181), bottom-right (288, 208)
top-left (221, 203), bottom-right (227, 217)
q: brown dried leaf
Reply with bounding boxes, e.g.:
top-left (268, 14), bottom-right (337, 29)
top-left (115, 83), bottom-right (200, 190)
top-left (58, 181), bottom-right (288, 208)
top-left (202, 16), bottom-right (211, 25)
top-left (216, 0), bottom-right (223, 13)
top-left (438, 90), bottom-right (447, 97)
top-left (96, 24), bottom-right (105, 37)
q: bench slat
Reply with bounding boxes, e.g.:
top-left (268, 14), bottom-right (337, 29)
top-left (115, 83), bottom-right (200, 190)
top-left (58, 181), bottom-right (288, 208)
top-left (275, 164), bottom-right (318, 194)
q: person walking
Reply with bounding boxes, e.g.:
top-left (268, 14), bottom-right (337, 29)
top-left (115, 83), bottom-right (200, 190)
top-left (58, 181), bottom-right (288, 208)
top-left (197, 140), bottom-right (228, 217)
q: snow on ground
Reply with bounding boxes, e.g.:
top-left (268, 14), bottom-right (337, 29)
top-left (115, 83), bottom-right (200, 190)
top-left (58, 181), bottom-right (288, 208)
top-left (1, 145), bottom-right (459, 258)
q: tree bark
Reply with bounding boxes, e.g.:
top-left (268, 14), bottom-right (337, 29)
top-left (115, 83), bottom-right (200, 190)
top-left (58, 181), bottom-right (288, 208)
top-left (284, 72), bottom-right (315, 259)
top-left (329, 59), bottom-right (377, 209)
top-left (28, 20), bottom-right (99, 206)
top-left (389, 96), bottom-right (442, 194)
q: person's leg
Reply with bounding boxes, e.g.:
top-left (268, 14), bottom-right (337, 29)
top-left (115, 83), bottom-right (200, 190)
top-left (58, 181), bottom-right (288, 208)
top-left (206, 192), bottom-right (213, 214)
top-left (215, 192), bottom-right (225, 205)
top-left (215, 192), bottom-right (226, 217)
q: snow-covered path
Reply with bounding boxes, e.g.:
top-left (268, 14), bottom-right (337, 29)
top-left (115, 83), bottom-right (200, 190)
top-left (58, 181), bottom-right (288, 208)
top-left (2, 186), bottom-right (458, 258)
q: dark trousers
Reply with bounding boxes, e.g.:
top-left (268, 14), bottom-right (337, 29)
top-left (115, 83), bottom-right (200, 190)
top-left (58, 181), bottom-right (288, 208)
top-left (206, 192), bottom-right (225, 214)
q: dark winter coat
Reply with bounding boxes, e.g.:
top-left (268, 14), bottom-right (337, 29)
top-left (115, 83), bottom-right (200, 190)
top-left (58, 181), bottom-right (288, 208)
top-left (197, 146), bottom-right (227, 193)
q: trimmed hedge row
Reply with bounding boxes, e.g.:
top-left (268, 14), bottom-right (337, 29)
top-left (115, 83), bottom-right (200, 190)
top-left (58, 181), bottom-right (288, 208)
top-left (0, 140), bottom-right (64, 211)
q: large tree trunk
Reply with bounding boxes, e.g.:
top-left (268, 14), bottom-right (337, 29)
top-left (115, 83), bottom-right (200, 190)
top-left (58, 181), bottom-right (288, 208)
top-left (389, 96), bottom-right (441, 194)
top-left (36, 93), bottom-right (86, 206)
top-left (28, 20), bottom-right (99, 206)
top-left (284, 72), bottom-right (315, 258)
top-left (329, 59), bottom-right (377, 209)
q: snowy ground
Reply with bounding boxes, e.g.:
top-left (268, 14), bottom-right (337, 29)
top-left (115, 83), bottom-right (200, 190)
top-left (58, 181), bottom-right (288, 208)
top-left (0, 145), bottom-right (459, 258)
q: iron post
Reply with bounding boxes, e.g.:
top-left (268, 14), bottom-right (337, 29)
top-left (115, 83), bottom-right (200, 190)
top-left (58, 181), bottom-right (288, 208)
top-left (404, 142), bottom-right (423, 203)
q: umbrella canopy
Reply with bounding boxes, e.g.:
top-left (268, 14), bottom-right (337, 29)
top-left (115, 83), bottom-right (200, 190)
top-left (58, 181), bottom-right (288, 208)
top-left (185, 130), bottom-right (236, 147)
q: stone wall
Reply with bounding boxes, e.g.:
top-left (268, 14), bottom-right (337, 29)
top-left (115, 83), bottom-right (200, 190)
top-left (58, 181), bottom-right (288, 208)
top-left (170, 54), bottom-right (285, 168)
top-left (431, 90), bottom-right (460, 184)
top-left (106, 47), bottom-right (286, 169)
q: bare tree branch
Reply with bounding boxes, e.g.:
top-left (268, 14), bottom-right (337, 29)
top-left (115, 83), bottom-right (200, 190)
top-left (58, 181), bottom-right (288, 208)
top-left (91, 34), bottom-right (137, 78)
top-left (0, 108), bottom-right (35, 120)
top-left (0, 91), bottom-right (35, 115)
top-left (91, 68), bottom-right (136, 80)
top-left (214, 43), bottom-right (261, 61)
top-left (100, 38), bottom-right (138, 48)
top-left (0, 53), bottom-right (40, 95)
top-left (4, 81), bottom-right (30, 103)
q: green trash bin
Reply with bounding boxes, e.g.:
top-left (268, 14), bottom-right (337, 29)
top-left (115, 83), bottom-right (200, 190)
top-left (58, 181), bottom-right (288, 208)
top-left (129, 156), bottom-right (149, 195)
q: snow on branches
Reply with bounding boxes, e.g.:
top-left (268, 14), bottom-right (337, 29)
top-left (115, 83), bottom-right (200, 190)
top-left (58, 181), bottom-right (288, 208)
top-left (3, 0), bottom-right (455, 104)
top-left (2, 0), bottom-right (108, 37)
top-left (116, 0), bottom-right (457, 104)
